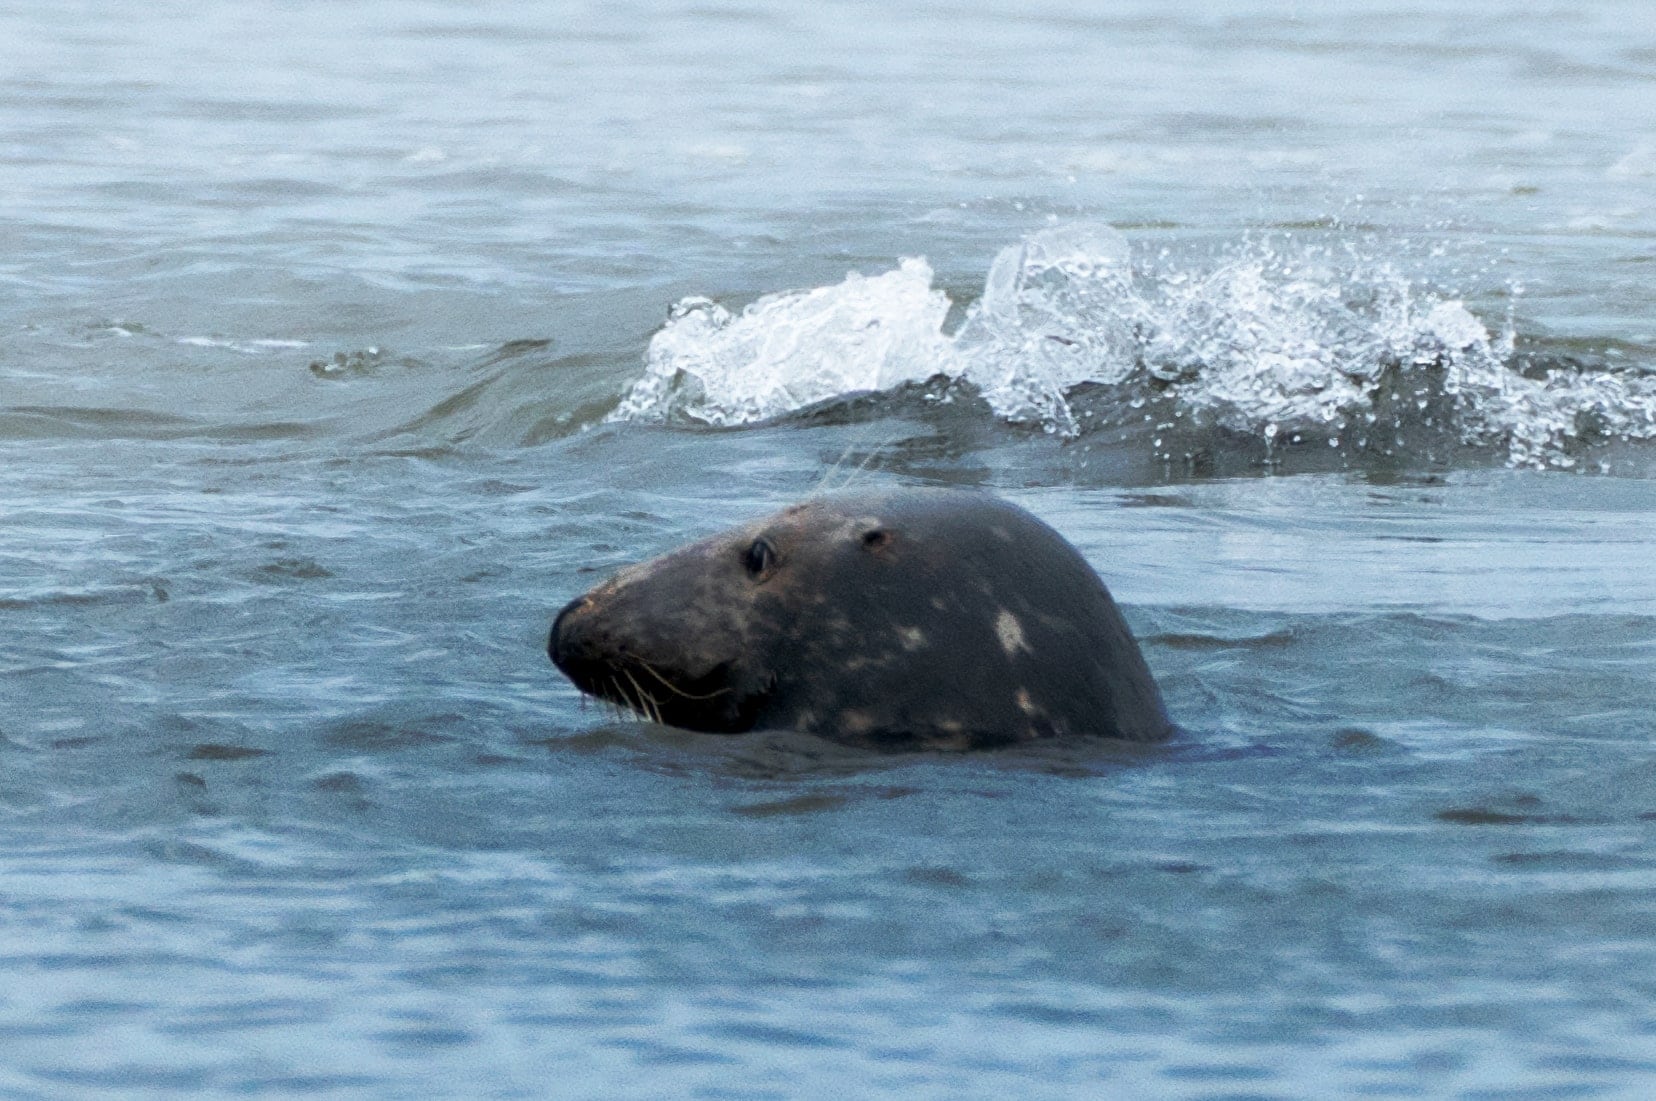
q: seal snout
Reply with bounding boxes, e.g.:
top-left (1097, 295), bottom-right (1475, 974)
top-left (547, 583), bottom-right (766, 732)
top-left (548, 594), bottom-right (595, 671)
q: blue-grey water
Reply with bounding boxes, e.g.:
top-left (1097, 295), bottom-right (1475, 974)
top-left (4, 2), bottom-right (1656, 1097)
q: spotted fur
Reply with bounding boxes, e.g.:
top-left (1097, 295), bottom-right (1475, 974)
top-left (549, 487), bottom-right (1174, 748)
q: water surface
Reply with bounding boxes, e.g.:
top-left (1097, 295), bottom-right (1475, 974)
top-left (3, 2), bottom-right (1656, 1097)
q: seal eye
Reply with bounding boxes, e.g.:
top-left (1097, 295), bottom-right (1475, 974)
top-left (861, 529), bottom-right (890, 551)
top-left (743, 537), bottom-right (777, 579)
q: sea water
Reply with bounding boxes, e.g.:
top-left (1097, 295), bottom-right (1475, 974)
top-left (3, 1), bottom-right (1656, 1096)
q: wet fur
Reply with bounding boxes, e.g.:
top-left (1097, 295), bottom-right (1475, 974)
top-left (550, 487), bottom-right (1173, 748)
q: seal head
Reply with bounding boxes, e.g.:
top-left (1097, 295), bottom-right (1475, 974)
top-left (549, 487), bottom-right (1173, 749)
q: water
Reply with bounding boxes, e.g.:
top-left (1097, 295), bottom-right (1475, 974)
top-left (3, 1), bottom-right (1656, 1096)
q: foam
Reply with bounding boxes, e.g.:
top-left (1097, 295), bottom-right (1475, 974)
top-left (614, 224), bottom-right (1656, 468)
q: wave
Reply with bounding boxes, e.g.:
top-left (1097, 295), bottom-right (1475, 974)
top-left (611, 223), bottom-right (1656, 470)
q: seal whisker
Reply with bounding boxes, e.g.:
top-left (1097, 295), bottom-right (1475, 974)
top-left (835, 430), bottom-right (895, 491)
top-left (632, 658), bottom-right (733, 701)
top-left (622, 668), bottom-right (662, 724)
top-left (817, 421), bottom-right (890, 492)
top-left (817, 430), bottom-right (863, 492)
top-left (622, 671), bottom-right (644, 720)
top-left (607, 675), bottom-right (642, 724)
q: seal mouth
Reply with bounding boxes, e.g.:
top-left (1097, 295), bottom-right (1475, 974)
top-left (549, 611), bottom-right (767, 732)
top-left (549, 592), bottom-right (773, 731)
top-left (571, 657), bottom-right (769, 732)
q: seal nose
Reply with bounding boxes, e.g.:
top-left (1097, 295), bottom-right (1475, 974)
top-left (548, 595), bottom-right (591, 669)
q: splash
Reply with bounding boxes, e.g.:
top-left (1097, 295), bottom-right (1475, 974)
top-left (613, 224), bottom-right (1656, 468)
top-left (611, 258), bottom-right (954, 427)
top-left (951, 223), bottom-right (1139, 434)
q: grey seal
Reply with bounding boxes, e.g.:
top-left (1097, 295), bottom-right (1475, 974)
top-left (549, 486), bottom-right (1173, 749)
